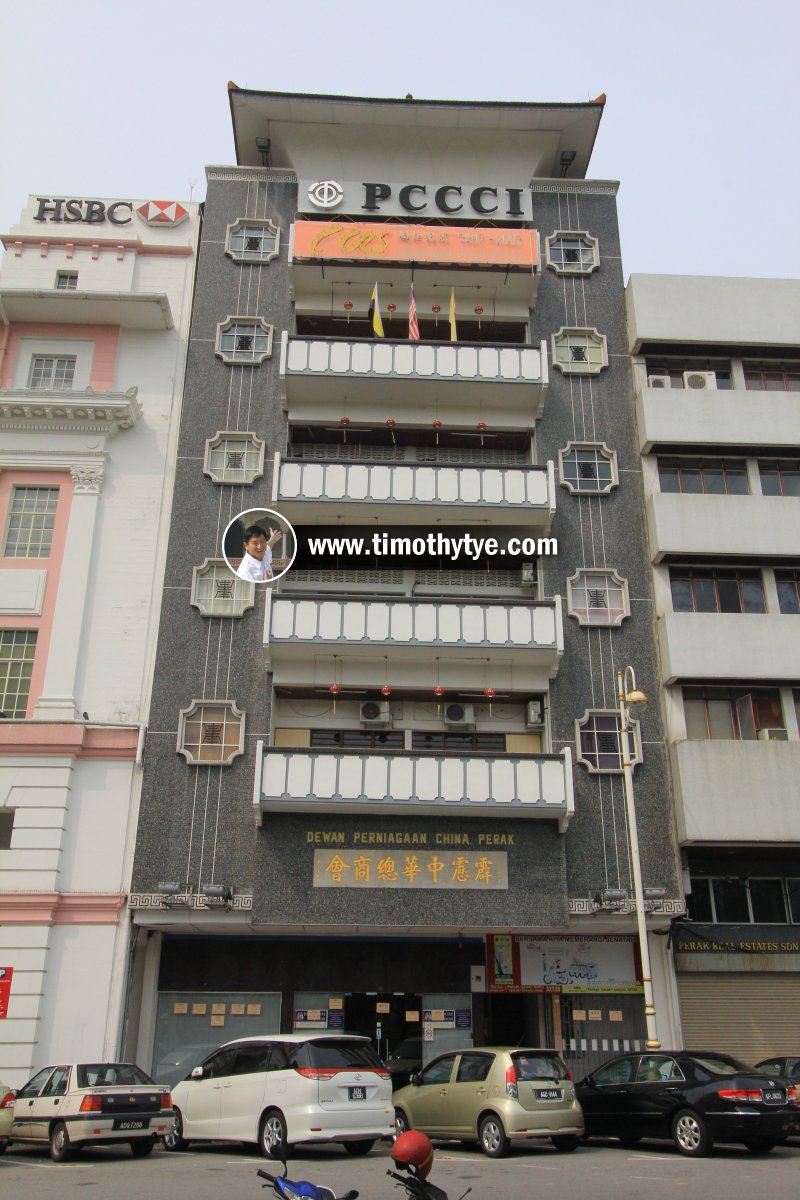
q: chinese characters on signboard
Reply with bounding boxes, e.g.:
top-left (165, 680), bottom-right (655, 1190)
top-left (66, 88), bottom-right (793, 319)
top-left (313, 849), bottom-right (508, 890)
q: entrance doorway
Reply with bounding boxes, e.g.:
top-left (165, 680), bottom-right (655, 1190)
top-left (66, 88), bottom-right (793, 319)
top-left (345, 992), bottom-right (421, 1062)
top-left (485, 992), bottom-right (549, 1047)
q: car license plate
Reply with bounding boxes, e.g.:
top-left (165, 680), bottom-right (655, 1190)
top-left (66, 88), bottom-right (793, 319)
top-left (536, 1089), bottom-right (562, 1100)
top-left (113, 1118), bottom-right (148, 1130)
top-left (348, 1087), bottom-right (366, 1101)
top-left (763, 1090), bottom-right (784, 1104)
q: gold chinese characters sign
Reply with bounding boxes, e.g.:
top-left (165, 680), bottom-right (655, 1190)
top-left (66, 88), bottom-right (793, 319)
top-left (313, 849), bottom-right (507, 889)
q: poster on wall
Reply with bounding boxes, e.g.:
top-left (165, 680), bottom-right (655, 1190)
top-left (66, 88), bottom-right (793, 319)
top-left (0, 967), bottom-right (12, 1019)
top-left (487, 935), bottom-right (641, 993)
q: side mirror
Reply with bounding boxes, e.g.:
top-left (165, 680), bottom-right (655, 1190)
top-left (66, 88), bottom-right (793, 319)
top-left (579, 1075), bottom-right (595, 1089)
top-left (409, 1073), bottom-right (421, 1087)
top-left (190, 1066), bottom-right (204, 1079)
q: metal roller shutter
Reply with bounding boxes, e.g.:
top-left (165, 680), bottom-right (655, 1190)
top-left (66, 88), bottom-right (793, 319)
top-left (677, 972), bottom-right (800, 1062)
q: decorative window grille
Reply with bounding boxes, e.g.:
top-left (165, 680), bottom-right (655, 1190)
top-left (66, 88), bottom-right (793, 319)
top-left (576, 710), bottom-right (641, 773)
top-left (204, 432), bottom-right (265, 484)
top-left (177, 700), bottom-right (245, 765)
top-left (545, 231), bottom-right (600, 275)
top-left (191, 560), bottom-right (255, 617)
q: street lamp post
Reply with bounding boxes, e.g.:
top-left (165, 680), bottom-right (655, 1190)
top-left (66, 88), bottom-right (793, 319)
top-left (617, 664), bottom-right (661, 1051)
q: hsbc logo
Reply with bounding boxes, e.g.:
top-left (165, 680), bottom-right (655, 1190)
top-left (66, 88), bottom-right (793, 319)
top-left (33, 198), bottom-right (190, 227)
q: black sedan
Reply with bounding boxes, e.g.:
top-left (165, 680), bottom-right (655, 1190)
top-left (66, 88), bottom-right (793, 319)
top-left (576, 1050), bottom-right (800, 1156)
top-left (756, 1055), bottom-right (800, 1083)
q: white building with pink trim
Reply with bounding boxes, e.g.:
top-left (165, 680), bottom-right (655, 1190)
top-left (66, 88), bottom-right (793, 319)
top-left (0, 195), bottom-right (198, 1084)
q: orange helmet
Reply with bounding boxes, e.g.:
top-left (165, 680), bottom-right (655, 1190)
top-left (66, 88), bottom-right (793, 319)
top-left (392, 1130), bottom-right (434, 1180)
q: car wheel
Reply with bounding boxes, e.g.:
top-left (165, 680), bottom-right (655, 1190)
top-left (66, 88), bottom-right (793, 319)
top-left (479, 1113), bottom-right (509, 1158)
top-left (49, 1122), bottom-right (73, 1163)
top-left (394, 1108), bottom-right (411, 1136)
top-left (130, 1138), bottom-right (156, 1157)
top-left (744, 1139), bottom-right (776, 1153)
top-left (259, 1109), bottom-right (289, 1160)
top-left (671, 1109), bottom-right (712, 1157)
top-left (343, 1140), bottom-right (374, 1156)
top-left (551, 1135), bottom-right (580, 1152)
top-left (163, 1107), bottom-right (188, 1151)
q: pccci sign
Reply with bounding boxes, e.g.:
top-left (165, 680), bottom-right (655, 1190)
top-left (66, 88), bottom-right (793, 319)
top-left (304, 179), bottom-right (530, 221)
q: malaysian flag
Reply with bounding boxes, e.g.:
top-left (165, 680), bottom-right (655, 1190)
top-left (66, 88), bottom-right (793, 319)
top-left (408, 283), bottom-right (420, 341)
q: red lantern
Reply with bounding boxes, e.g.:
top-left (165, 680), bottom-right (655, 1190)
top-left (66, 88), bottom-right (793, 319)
top-left (474, 305), bottom-right (484, 315)
top-left (386, 418), bottom-right (396, 426)
top-left (484, 686), bottom-right (496, 716)
top-left (343, 299), bottom-right (353, 325)
top-left (432, 303), bottom-right (441, 313)
top-left (340, 417), bottom-right (350, 425)
top-left (387, 302), bottom-right (397, 313)
top-left (329, 682), bottom-right (341, 713)
top-left (386, 416), bottom-right (396, 444)
top-left (380, 685), bottom-right (392, 696)
top-left (433, 687), bottom-right (445, 697)
top-left (477, 419), bottom-right (487, 446)
top-left (432, 419), bottom-right (442, 445)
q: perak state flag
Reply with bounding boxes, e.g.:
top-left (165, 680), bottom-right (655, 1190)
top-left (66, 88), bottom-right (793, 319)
top-left (408, 283), bottom-right (420, 341)
top-left (368, 283), bottom-right (385, 338)
top-left (449, 288), bottom-right (457, 342)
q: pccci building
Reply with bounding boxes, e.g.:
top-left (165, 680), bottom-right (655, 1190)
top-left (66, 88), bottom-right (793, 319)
top-left (124, 88), bottom-right (687, 1085)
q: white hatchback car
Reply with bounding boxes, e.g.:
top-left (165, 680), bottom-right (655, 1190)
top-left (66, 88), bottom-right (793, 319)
top-left (166, 1034), bottom-right (394, 1157)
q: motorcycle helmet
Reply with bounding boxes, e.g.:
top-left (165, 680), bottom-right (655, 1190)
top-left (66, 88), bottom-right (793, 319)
top-left (392, 1130), bottom-right (434, 1180)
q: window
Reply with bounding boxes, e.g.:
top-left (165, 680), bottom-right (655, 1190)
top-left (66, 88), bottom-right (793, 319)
top-left (688, 876), bottom-right (791, 924)
top-left (682, 686), bottom-right (782, 740)
top-left (670, 568), bottom-right (764, 614)
top-left (776, 570), bottom-right (800, 615)
top-left (29, 355), bottom-right (76, 390)
top-left (3, 486), bottom-right (59, 557)
top-left (575, 711), bottom-right (641, 773)
top-left (215, 317), bottom-right (273, 365)
top-left (545, 231), bottom-right (599, 275)
top-left (0, 809), bottom-right (14, 850)
top-left (55, 271), bottom-right (78, 290)
top-left (16, 1067), bottom-right (57, 1100)
top-left (552, 327), bottom-right (608, 376)
top-left (637, 1056), bottom-right (684, 1084)
top-left (0, 630), bottom-right (37, 717)
top-left (199, 1047), bottom-right (237, 1079)
top-left (456, 1053), bottom-right (493, 1083)
top-left (411, 731), bottom-right (506, 754)
top-left (310, 729), bottom-right (404, 751)
top-left (231, 1043), bottom-right (270, 1075)
top-left (177, 700), bottom-right (245, 765)
top-left (658, 457), bottom-right (749, 496)
top-left (420, 1055), bottom-right (456, 1085)
top-left (567, 569), bottom-right (629, 627)
top-left (593, 1056), bottom-right (637, 1085)
top-left (788, 879), bottom-right (800, 923)
top-left (558, 442), bottom-right (618, 494)
top-left (226, 219), bottom-right (280, 264)
top-left (644, 358), bottom-right (732, 389)
top-left (204, 432), bottom-right (265, 485)
top-left (759, 460), bottom-right (800, 497)
top-left (744, 361), bottom-right (800, 392)
top-left (191, 560), bottom-right (255, 618)
top-left (41, 1066), bottom-right (71, 1097)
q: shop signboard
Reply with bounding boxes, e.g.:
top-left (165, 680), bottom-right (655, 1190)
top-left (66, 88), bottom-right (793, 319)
top-left (487, 934), bottom-right (640, 993)
top-left (0, 967), bottom-right (12, 1018)
top-left (293, 220), bottom-right (538, 270)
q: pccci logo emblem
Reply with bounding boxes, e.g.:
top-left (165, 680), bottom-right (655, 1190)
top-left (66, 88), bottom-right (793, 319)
top-left (308, 180), bottom-right (344, 210)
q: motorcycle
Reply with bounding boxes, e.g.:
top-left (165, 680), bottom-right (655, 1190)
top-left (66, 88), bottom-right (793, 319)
top-left (256, 1154), bottom-right (471, 1200)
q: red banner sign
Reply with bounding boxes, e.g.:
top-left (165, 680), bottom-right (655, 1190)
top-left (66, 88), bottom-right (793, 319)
top-left (293, 221), bottom-right (538, 269)
top-left (0, 967), bottom-right (13, 1019)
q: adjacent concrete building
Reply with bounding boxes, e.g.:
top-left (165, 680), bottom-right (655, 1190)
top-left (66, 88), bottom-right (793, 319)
top-left (627, 273), bottom-right (800, 1058)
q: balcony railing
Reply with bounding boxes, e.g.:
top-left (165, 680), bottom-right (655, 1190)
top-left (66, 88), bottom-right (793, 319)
top-left (257, 746), bottom-right (574, 830)
top-left (657, 612), bottom-right (800, 682)
top-left (265, 594), bottom-right (563, 680)
top-left (280, 333), bottom-right (548, 424)
top-left (647, 492), bottom-right (800, 561)
top-left (637, 385), bottom-right (800, 453)
top-left (274, 454), bottom-right (555, 527)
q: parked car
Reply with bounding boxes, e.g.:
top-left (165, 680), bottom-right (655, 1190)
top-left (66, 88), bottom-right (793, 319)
top-left (166, 1033), bottom-right (394, 1158)
top-left (3, 1062), bottom-right (173, 1161)
top-left (755, 1055), bottom-right (800, 1082)
top-left (577, 1050), bottom-right (800, 1157)
top-left (0, 1080), bottom-right (14, 1151)
top-left (387, 1037), bottom-right (423, 1090)
top-left (392, 1046), bottom-right (584, 1157)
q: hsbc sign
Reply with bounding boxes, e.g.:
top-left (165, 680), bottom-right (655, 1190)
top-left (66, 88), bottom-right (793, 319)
top-left (303, 179), bottom-right (529, 221)
top-left (33, 198), bottom-right (190, 227)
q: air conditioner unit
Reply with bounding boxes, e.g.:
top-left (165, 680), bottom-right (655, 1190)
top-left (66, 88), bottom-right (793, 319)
top-left (444, 702), bottom-right (475, 728)
top-left (526, 699), bottom-right (544, 728)
top-left (520, 562), bottom-right (535, 584)
top-left (648, 374), bottom-right (671, 388)
top-left (683, 370), bottom-right (716, 390)
top-left (360, 700), bottom-right (392, 727)
top-left (758, 727), bottom-right (789, 741)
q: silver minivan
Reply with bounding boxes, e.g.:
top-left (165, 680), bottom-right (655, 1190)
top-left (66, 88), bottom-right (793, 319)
top-left (166, 1033), bottom-right (394, 1157)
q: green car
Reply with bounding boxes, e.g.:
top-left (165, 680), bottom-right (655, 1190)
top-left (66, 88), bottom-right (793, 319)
top-left (393, 1047), bottom-right (584, 1158)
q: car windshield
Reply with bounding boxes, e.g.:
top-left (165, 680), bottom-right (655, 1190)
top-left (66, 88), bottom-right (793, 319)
top-left (295, 1039), bottom-right (383, 1069)
top-left (77, 1064), bottom-right (155, 1088)
top-left (512, 1052), bottom-right (569, 1081)
top-left (690, 1054), bottom-right (753, 1077)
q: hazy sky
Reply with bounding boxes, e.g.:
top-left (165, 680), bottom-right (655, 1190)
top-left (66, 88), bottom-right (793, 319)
top-left (2, 0), bottom-right (798, 281)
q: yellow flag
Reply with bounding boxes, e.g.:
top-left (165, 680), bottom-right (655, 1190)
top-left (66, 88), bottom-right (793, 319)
top-left (369, 283), bottom-right (385, 338)
top-left (449, 288), bottom-right (457, 342)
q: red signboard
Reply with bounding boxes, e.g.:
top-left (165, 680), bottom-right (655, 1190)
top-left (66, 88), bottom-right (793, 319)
top-left (0, 967), bottom-right (13, 1019)
top-left (293, 220), bottom-right (538, 270)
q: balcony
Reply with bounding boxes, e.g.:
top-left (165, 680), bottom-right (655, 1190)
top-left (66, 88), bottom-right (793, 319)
top-left (671, 739), bottom-right (800, 844)
top-left (636, 385), bottom-right (800, 453)
top-left (274, 454), bottom-right (555, 528)
top-left (657, 612), bottom-right (800, 683)
top-left (264, 594), bottom-right (563, 688)
top-left (280, 333), bottom-right (548, 426)
top-left (257, 747), bottom-right (574, 830)
top-left (647, 492), bottom-right (800, 561)
top-left (0, 287), bottom-right (174, 330)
